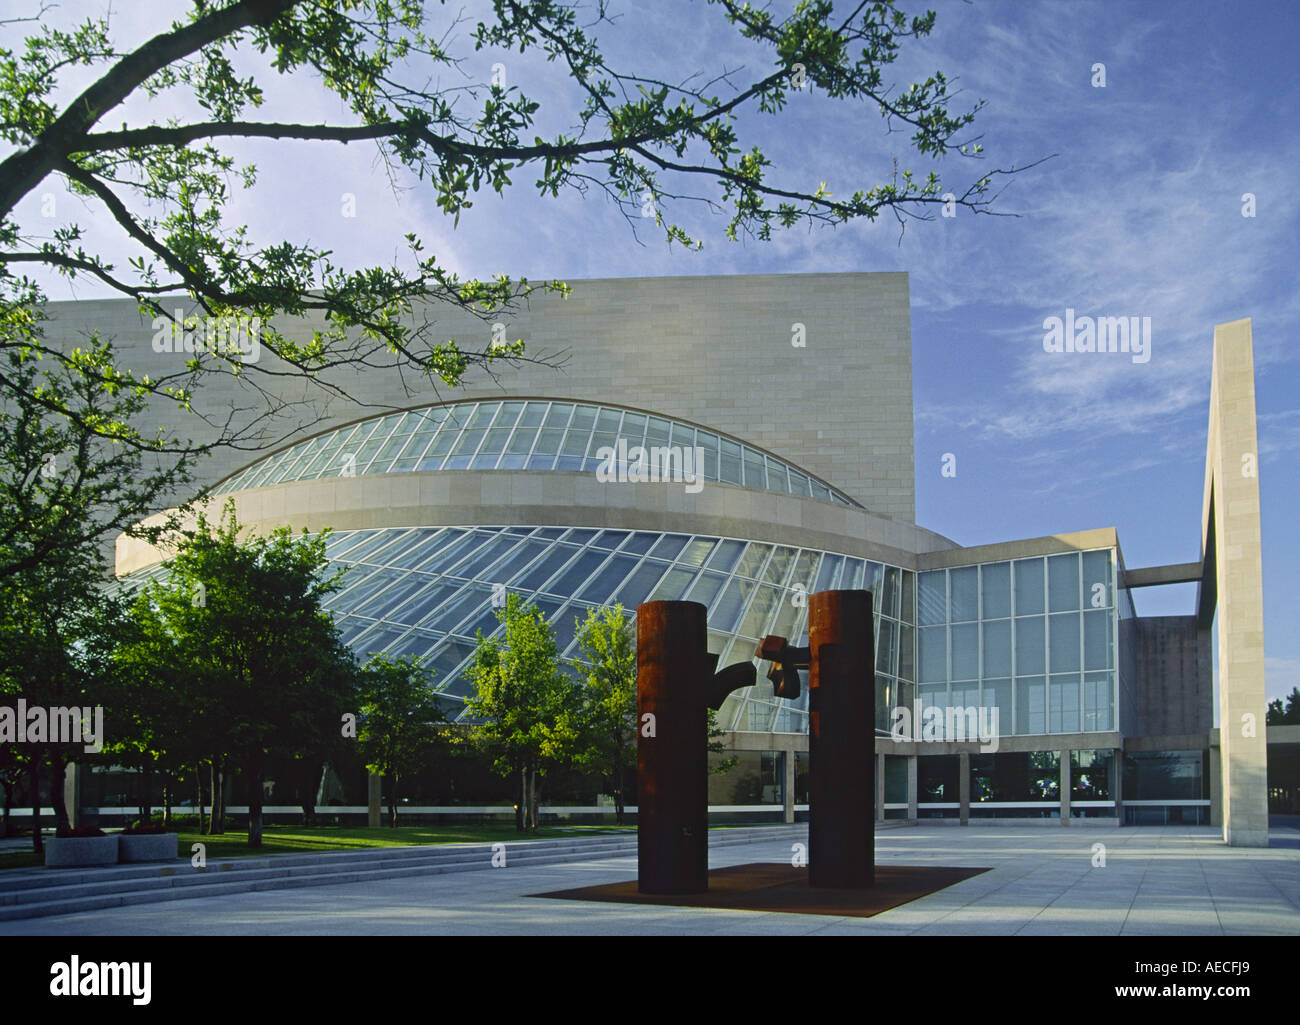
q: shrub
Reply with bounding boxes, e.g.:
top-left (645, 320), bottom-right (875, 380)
top-left (123, 820), bottom-right (169, 835)
top-left (54, 824), bottom-right (107, 838)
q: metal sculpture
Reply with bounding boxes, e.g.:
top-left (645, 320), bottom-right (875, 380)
top-left (635, 589), bottom-right (874, 894)
top-left (636, 600), bottom-right (755, 894)
top-left (759, 589), bottom-right (875, 888)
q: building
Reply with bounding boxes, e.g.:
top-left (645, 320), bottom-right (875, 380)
top-left (43, 272), bottom-right (1279, 844)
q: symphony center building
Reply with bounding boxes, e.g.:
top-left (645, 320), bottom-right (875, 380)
top-left (44, 272), bottom-right (1276, 844)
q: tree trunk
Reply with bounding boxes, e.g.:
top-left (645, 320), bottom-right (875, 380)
top-left (248, 767), bottom-right (264, 848)
top-left (162, 776), bottom-right (172, 828)
top-left (1, 778), bottom-right (12, 837)
top-left (30, 759), bottom-right (41, 853)
top-left (301, 761), bottom-right (318, 827)
top-left (516, 767), bottom-right (526, 833)
top-left (209, 760), bottom-right (225, 835)
top-left (388, 774), bottom-right (399, 828)
top-left (140, 763), bottom-right (153, 824)
top-left (615, 758), bottom-right (626, 826)
top-left (528, 767), bottom-right (539, 832)
top-left (195, 764), bottom-right (207, 835)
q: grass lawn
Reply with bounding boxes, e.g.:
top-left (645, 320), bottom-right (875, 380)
top-left (0, 822), bottom-right (635, 871)
top-left (0, 819), bottom-right (780, 872)
top-left (175, 823), bottom-right (633, 861)
top-left (0, 849), bottom-right (41, 871)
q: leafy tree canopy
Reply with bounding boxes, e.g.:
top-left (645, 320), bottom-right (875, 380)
top-left (357, 652), bottom-right (447, 825)
top-left (0, 0), bottom-right (1025, 452)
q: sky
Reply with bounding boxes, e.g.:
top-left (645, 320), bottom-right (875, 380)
top-left (5, 0), bottom-right (1297, 705)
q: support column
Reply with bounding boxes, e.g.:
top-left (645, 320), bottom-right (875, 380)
top-left (783, 746), bottom-right (796, 824)
top-left (63, 763), bottom-right (79, 829)
top-left (958, 752), bottom-right (970, 825)
top-left (907, 756), bottom-right (918, 820)
top-left (1209, 744), bottom-right (1222, 827)
top-left (876, 752), bottom-right (886, 822)
top-left (1207, 319), bottom-right (1269, 846)
top-left (1060, 750), bottom-right (1071, 825)
top-left (1113, 747), bottom-right (1125, 825)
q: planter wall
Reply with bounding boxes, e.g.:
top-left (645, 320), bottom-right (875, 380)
top-left (117, 833), bottom-right (179, 863)
top-left (43, 835), bottom-right (119, 868)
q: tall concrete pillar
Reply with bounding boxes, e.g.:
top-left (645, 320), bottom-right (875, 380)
top-left (1205, 319), bottom-right (1269, 846)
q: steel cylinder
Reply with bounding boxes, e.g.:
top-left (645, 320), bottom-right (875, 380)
top-left (808, 589), bottom-right (876, 888)
top-left (636, 600), bottom-right (710, 894)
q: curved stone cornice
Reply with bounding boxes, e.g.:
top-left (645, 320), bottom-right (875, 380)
top-left (116, 470), bottom-right (958, 576)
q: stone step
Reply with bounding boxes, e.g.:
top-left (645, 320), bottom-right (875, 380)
top-left (2, 831), bottom-right (642, 890)
top-left (4, 837), bottom-right (642, 895)
top-left (0, 825), bottom-right (810, 922)
top-left (5, 824), bottom-right (804, 888)
top-left (0, 842), bottom-right (650, 922)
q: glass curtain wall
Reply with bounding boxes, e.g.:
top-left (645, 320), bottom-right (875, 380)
top-left (916, 550), bottom-right (1117, 740)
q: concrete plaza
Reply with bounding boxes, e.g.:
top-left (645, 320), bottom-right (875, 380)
top-left (3, 824), bottom-right (1297, 936)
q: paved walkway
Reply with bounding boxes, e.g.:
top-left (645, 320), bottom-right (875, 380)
top-left (3, 825), bottom-right (1297, 935)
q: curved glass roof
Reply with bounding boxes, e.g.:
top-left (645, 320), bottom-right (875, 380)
top-left (120, 525), bottom-right (912, 735)
top-left (216, 399), bottom-right (857, 505)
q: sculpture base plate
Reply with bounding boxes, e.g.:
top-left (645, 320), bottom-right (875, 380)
top-left (531, 863), bottom-right (988, 918)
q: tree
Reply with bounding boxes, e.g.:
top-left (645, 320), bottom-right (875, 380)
top-left (0, 552), bottom-right (122, 851)
top-left (572, 604), bottom-right (636, 824)
top-left (356, 653), bottom-right (446, 827)
top-left (0, 335), bottom-right (197, 850)
top-left (0, 335), bottom-right (199, 581)
top-left (0, 0), bottom-right (1026, 446)
top-left (118, 499), bottom-right (357, 846)
top-left (467, 594), bottom-right (579, 832)
top-left (0, 741), bottom-right (25, 837)
top-left (109, 583), bottom-right (204, 827)
top-left (708, 708), bottom-right (737, 776)
top-left (1266, 687), bottom-right (1300, 726)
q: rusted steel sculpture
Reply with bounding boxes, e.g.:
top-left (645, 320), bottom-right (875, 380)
top-left (759, 589), bottom-right (875, 888)
top-left (636, 600), bottom-right (756, 894)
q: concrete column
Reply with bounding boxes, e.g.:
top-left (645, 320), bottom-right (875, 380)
top-left (1209, 744), bottom-right (1222, 827)
top-left (367, 771), bottom-right (381, 827)
top-left (1060, 750), bottom-right (1071, 825)
top-left (907, 755), bottom-right (918, 820)
top-left (1113, 747), bottom-right (1124, 825)
top-left (63, 763), bottom-right (79, 829)
top-left (783, 747), bottom-right (795, 824)
top-left (876, 752), bottom-right (886, 822)
top-left (958, 752), bottom-right (970, 825)
top-left (1207, 319), bottom-right (1270, 846)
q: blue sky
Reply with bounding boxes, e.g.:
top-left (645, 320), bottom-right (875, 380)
top-left (9, 0), bottom-right (1298, 704)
